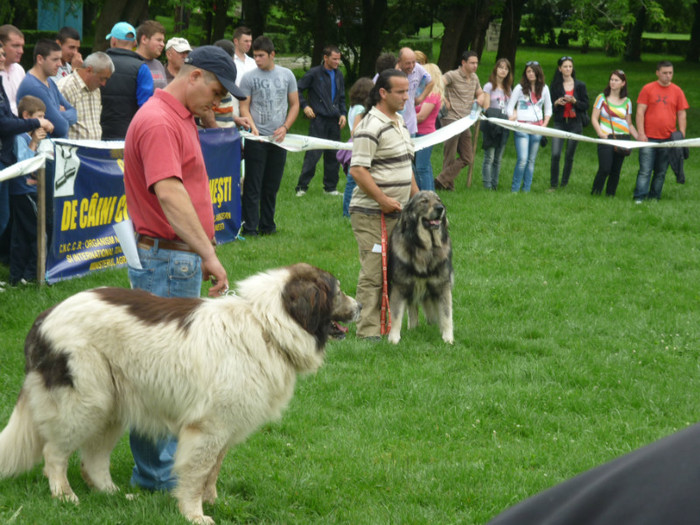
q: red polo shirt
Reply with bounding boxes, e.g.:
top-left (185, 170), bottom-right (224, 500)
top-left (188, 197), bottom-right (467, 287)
top-left (124, 89), bottom-right (215, 241)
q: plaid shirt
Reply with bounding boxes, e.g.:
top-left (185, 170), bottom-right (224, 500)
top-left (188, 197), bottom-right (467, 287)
top-left (57, 72), bottom-right (102, 140)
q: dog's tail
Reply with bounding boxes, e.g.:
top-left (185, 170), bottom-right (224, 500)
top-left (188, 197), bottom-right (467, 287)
top-left (0, 389), bottom-right (43, 477)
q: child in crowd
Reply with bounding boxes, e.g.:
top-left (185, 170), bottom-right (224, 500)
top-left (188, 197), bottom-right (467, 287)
top-left (9, 95), bottom-right (47, 286)
top-left (414, 63), bottom-right (444, 191)
top-left (481, 58), bottom-right (513, 190)
top-left (341, 77), bottom-right (374, 217)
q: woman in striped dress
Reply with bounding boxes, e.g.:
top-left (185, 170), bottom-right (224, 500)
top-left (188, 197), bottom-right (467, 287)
top-left (590, 70), bottom-right (639, 196)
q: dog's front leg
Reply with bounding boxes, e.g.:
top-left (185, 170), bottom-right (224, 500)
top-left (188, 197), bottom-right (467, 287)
top-left (388, 291), bottom-right (406, 344)
top-left (202, 447), bottom-right (228, 504)
top-left (174, 426), bottom-right (226, 524)
top-left (439, 289), bottom-right (454, 344)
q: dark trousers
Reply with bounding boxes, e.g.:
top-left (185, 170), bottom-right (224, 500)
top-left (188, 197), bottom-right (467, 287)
top-left (9, 192), bottom-right (38, 284)
top-left (295, 116), bottom-right (341, 192)
top-left (550, 119), bottom-right (582, 188)
top-left (592, 139), bottom-right (628, 196)
top-left (242, 140), bottom-right (287, 234)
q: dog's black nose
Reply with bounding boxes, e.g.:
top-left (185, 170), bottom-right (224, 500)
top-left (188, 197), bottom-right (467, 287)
top-left (435, 204), bottom-right (444, 214)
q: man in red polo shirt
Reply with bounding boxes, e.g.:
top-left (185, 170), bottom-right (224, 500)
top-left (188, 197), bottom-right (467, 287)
top-left (123, 45), bottom-right (245, 491)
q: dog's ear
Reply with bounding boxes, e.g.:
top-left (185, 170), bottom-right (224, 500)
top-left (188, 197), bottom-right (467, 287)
top-left (282, 273), bottom-right (335, 348)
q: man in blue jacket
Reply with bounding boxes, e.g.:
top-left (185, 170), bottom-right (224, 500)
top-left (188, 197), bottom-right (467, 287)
top-left (294, 45), bottom-right (346, 196)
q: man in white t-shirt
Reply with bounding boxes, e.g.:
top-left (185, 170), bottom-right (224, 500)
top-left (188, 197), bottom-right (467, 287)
top-left (0, 24), bottom-right (26, 115)
top-left (232, 26), bottom-right (257, 86)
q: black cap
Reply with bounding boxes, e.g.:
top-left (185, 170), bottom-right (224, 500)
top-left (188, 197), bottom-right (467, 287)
top-left (184, 45), bottom-right (246, 100)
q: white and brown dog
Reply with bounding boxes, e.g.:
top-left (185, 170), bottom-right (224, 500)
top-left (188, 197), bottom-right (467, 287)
top-left (0, 263), bottom-right (360, 524)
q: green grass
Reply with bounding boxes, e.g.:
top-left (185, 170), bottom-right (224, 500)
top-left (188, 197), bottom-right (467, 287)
top-left (2, 49), bottom-right (700, 524)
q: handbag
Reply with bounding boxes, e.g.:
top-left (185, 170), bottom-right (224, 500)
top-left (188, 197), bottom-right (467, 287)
top-left (602, 98), bottom-right (631, 156)
top-left (336, 138), bottom-right (353, 170)
top-left (529, 92), bottom-right (548, 148)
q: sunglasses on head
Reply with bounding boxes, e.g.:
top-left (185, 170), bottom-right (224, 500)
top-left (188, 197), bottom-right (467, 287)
top-left (559, 56), bottom-right (573, 64)
top-left (526, 61), bottom-right (539, 67)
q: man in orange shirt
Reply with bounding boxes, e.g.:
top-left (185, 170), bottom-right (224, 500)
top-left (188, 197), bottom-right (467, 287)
top-left (633, 60), bottom-right (688, 202)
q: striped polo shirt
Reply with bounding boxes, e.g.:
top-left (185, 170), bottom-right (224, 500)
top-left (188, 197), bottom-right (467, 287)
top-left (349, 106), bottom-right (415, 215)
top-left (594, 94), bottom-right (632, 135)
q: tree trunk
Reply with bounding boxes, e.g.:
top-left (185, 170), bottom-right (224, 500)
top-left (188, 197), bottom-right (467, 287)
top-left (687, 0), bottom-right (700, 61)
top-left (438, 5), bottom-right (473, 72)
top-left (212, 0), bottom-right (232, 43)
top-left (311, 0), bottom-right (330, 65)
top-left (358, 0), bottom-right (388, 77)
top-left (241, 0), bottom-right (268, 39)
top-left (93, 0), bottom-right (130, 51)
top-left (497, 0), bottom-right (526, 70)
top-left (624, 1), bottom-right (646, 61)
top-left (470, 0), bottom-right (492, 58)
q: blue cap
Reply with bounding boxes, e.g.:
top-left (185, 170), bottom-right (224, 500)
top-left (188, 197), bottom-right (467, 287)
top-left (184, 45), bottom-right (246, 100)
top-left (106, 22), bottom-right (136, 41)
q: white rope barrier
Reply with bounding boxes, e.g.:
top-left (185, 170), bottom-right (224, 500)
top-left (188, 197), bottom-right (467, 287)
top-left (1, 113), bottom-right (693, 183)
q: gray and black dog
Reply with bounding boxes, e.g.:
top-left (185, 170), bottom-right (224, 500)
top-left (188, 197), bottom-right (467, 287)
top-left (388, 191), bottom-right (454, 344)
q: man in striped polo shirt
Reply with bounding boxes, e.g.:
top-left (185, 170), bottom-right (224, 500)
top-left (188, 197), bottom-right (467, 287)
top-left (349, 69), bottom-right (419, 340)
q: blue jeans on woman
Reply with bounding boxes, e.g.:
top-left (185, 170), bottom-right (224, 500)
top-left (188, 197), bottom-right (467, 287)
top-left (343, 170), bottom-right (356, 218)
top-left (512, 130), bottom-right (541, 192)
top-left (482, 131), bottom-right (509, 190)
top-left (414, 134), bottom-right (435, 191)
top-left (127, 241), bottom-right (203, 491)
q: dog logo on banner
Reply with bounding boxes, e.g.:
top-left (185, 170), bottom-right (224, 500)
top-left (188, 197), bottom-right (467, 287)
top-left (54, 144), bottom-right (81, 198)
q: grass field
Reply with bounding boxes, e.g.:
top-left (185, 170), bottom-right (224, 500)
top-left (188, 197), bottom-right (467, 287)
top-left (2, 47), bottom-right (700, 524)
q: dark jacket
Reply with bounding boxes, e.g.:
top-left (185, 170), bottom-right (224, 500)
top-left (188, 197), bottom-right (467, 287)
top-left (550, 78), bottom-right (589, 125)
top-left (100, 48), bottom-right (146, 140)
top-left (0, 77), bottom-right (40, 167)
top-left (669, 130), bottom-right (689, 183)
top-left (297, 64), bottom-right (346, 119)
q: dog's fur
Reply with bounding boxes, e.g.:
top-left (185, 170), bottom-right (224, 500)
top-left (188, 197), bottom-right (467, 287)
top-left (0, 263), bottom-right (360, 524)
top-left (388, 191), bottom-right (454, 344)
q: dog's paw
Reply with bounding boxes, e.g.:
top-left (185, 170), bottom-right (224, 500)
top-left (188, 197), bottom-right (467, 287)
top-left (387, 333), bottom-right (401, 344)
top-left (187, 515), bottom-right (215, 525)
top-left (442, 333), bottom-right (454, 345)
top-left (56, 491), bottom-right (80, 505)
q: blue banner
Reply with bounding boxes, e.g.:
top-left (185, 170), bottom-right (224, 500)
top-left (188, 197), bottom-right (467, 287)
top-left (46, 129), bottom-right (241, 284)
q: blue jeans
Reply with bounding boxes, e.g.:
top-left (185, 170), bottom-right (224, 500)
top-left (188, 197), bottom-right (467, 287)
top-left (482, 131), bottom-right (509, 190)
top-left (512, 130), bottom-right (541, 192)
top-left (343, 169), bottom-right (356, 218)
top-left (127, 241), bottom-right (203, 491)
top-left (414, 135), bottom-right (435, 191)
top-left (634, 140), bottom-right (670, 200)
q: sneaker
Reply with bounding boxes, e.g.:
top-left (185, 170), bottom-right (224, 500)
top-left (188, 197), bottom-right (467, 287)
top-left (296, 190), bottom-right (307, 197)
top-left (324, 190), bottom-right (341, 196)
top-left (634, 200), bottom-right (643, 204)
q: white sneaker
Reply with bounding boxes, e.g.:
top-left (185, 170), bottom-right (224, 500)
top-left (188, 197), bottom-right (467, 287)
top-left (296, 190), bottom-right (306, 197)
top-left (325, 190), bottom-right (341, 196)
top-left (634, 200), bottom-right (643, 204)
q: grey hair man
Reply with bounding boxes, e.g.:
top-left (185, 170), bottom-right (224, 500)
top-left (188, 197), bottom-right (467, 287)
top-left (58, 51), bottom-right (114, 140)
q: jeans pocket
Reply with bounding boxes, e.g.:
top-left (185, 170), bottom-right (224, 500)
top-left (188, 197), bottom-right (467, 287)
top-left (168, 253), bottom-right (202, 297)
top-left (128, 265), bottom-right (154, 291)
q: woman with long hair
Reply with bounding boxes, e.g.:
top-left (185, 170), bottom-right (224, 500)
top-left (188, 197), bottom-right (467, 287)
top-left (506, 61), bottom-right (552, 192)
top-left (341, 76), bottom-right (374, 217)
top-left (590, 70), bottom-right (638, 196)
top-left (481, 58), bottom-right (513, 190)
top-left (549, 56), bottom-right (589, 189)
top-left (414, 63), bottom-right (444, 190)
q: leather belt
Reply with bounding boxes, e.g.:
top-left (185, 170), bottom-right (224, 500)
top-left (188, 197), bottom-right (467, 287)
top-left (137, 234), bottom-right (195, 253)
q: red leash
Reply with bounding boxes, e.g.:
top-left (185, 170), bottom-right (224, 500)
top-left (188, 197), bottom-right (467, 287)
top-left (380, 212), bottom-right (391, 336)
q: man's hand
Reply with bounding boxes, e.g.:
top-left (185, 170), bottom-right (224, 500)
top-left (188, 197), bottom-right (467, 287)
top-left (378, 195), bottom-right (402, 214)
top-left (71, 52), bottom-right (83, 69)
top-left (272, 125), bottom-right (287, 143)
top-left (202, 254), bottom-right (229, 297)
top-left (339, 115), bottom-right (347, 129)
top-left (38, 118), bottom-right (54, 134)
top-left (233, 115), bottom-right (252, 130)
top-left (303, 106), bottom-right (316, 119)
